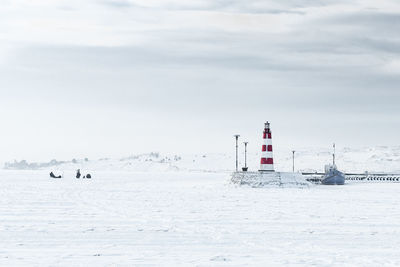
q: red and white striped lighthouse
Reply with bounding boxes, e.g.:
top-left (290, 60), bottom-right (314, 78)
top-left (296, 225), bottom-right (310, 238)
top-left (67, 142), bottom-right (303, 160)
top-left (260, 121), bottom-right (274, 172)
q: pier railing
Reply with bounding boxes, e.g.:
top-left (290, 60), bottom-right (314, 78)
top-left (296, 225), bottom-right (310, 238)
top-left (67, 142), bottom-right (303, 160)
top-left (302, 172), bottom-right (400, 183)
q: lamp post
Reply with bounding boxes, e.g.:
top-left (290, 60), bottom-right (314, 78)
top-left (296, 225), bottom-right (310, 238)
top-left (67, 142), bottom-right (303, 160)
top-left (234, 135), bottom-right (240, 172)
top-left (292, 150), bottom-right (295, 173)
top-left (243, 142), bottom-right (248, 171)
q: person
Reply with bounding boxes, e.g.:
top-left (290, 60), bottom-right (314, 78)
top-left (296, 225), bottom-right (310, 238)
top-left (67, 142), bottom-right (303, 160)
top-left (76, 169), bottom-right (81, 178)
top-left (50, 172), bottom-right (61, 178)
top-left (86, 174), bottom-right (92, 179)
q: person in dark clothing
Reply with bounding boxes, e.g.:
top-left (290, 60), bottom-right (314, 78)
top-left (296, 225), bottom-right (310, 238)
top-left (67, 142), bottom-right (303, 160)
top-left (76, 169), bottom-right (81, 178)
top-left (50, 172), bottom-right (61, 178)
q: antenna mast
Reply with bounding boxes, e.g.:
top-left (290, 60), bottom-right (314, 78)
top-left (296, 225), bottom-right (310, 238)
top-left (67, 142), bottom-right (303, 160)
top-left (244, 142), bottom-right (248, 169)
top-left (333, 143), bottom-right (336, 166)
top-left (292, 150), bottom-right (295, 172)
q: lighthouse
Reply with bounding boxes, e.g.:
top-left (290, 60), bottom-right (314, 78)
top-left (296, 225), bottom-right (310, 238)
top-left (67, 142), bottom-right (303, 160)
top-left (259, 121), bottom-right (274, 172)
top-left (232, 121), bottom-right (310, 187)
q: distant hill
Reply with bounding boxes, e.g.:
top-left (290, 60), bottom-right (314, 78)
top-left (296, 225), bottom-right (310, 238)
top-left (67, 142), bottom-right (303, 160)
top-left (4, 146), bottom-right (400, 173)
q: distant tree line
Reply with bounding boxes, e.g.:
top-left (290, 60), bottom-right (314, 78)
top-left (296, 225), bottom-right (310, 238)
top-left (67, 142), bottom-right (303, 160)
top-left (4, 158), bottom-right (90, 170)
top-left (4, 159), bottom-right (66, 170)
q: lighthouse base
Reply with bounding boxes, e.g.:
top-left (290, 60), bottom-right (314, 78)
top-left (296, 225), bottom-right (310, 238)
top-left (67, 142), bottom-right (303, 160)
top-left (231, 171), bottom-right (311, 188)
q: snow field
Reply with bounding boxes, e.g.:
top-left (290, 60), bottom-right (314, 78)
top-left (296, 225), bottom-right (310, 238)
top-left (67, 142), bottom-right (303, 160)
top-left (1, 170), bottom-right (400, 266)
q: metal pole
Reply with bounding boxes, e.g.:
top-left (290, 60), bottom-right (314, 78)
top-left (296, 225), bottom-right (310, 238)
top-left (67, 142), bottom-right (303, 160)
top-left (234, 135), bottom-right (240, 172)
top-left (292, 150), bottom-right (295, 172)
top-left (333, 143), bottom-right (336, 166)
top-left (244, 142), bottom-right (248, 168)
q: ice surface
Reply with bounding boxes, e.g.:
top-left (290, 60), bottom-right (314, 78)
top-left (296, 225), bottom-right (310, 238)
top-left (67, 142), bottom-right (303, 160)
top-left (1, 170), bottom-right (400, 266)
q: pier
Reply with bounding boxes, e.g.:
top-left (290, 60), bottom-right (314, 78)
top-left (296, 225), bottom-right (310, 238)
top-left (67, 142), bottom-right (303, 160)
top-left (302, 172), bottom-right (400, 184)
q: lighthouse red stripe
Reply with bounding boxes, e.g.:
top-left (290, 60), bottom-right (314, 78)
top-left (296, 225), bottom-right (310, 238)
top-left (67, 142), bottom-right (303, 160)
top-left (263, 132), bottom-right (272, 139)
top-left (262, 145), bottom-right (273, 152)
top-left (261, 158), bottom-right (274, 164)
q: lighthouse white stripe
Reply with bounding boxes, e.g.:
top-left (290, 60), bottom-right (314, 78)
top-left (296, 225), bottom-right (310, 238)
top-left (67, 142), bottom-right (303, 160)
top-left (262, 139), bottom-right (272, 145)
top-left (261, 152), bottom-right (273, 157)
top-left (260, 165), bottom-right (274, 171)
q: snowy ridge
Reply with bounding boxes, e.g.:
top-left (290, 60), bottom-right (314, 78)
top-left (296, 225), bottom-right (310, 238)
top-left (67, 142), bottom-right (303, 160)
top-left (4, 146), bottom-right (400, 173)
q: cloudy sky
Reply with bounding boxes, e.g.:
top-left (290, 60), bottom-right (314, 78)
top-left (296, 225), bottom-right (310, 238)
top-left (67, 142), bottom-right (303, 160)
top-left (1, 0), bottom-right (399, 162)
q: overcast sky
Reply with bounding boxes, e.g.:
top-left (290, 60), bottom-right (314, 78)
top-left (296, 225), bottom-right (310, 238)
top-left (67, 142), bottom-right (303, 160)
top-left (1, 0), bottom-right (400, 162)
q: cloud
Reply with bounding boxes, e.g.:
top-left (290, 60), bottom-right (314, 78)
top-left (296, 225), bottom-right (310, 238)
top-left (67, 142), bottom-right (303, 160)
top-left (1, 0), bottom-right (400, 161)
top-left (381, 59), bottom-right (400, 74)
top-left (100, 0), bottom-right (133, 8)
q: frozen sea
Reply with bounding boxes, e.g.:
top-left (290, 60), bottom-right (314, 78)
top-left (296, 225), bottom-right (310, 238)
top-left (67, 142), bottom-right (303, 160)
top-left (1, 170), bottom-right (400, 266)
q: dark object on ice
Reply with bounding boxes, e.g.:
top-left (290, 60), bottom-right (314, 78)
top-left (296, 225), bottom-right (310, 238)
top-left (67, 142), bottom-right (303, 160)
top-left (76, 169), bottom-right (81, 179)
top-left (322, 164), bottom-right (345, 185)
top-left (50, 172), bottom-right (61, 178)
top-left (321, 144), bottom-right (345, 185)
top-left (242, 167), bottom-right (248, 172)
top-left (86, 174), bottom-right (92, 179)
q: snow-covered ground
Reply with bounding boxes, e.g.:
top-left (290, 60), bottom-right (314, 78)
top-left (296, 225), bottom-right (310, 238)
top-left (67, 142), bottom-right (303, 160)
top-left (1, 170), bottom-right (400, 266)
